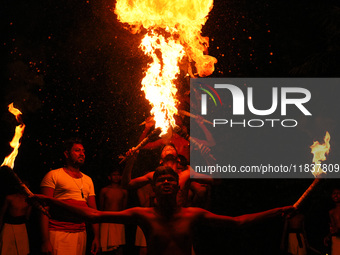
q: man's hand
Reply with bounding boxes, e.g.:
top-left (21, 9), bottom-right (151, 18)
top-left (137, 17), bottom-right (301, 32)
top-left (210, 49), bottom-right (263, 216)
top-left (33, 194), bottom-right (52, 205)
top-left (280, 206), bottom-right (296, 217)
top-left (41, 240), bottom-right (53, 255)
top-left (324, 235), bottom-right (331, 247)
top-left (144, 116), bottom-right (156, 130)
top-left (125, 148), bottom-right (139, 158)
top-left (200, 144), bottom-right (211, 156)
top-left (195, 115), bottom-right (205, 125)
top-left (91, 237), bottom-right (100, 254)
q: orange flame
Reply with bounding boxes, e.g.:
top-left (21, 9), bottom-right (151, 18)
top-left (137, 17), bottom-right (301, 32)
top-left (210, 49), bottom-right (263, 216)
top-left (115, 0), bottom-right (216, 133)
top-left (115, 0), bottom-right (216, 76)
top-left (140, 32), bottom-right (185, 133)
top-left (1, 103), bottom-right (25, 169)
top-left (310, 131), bottom-right (330, 177)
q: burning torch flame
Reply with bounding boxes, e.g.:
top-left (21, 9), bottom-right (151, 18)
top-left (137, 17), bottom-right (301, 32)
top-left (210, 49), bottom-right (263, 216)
top-left (1, 103), bottom-right (25, 169)
top-left (115, 0), bottom-right (217, 134)
top-left (293, 132), bottom-right (331, 209)
top-left (310, 131), bottom-right (331, 177)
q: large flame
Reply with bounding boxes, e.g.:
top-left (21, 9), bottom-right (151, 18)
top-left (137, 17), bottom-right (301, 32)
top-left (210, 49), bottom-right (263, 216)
top-left (310, 131), bottom-right (331, 177)
top-left (1, 103), bottom-right (25, 169)
top-left (115, 0), bottom-right (216, 133)
top-left (140, 32), bottom-right (185, 132)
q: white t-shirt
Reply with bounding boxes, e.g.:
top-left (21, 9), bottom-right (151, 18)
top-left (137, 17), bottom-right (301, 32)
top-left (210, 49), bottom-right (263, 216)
top-left (41, 168), bottom-right (95, 202)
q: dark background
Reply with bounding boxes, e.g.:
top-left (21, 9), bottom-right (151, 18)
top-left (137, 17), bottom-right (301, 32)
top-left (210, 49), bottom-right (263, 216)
top-left (1, 0), bottom-right (340, 254)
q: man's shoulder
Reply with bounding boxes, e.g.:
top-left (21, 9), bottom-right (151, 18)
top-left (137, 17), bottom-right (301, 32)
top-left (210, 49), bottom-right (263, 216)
top-left (42, 168), bottom-right (63, 179)
top-left (143, 171), bottom-right (155, 180)
top-left (81, 172), bottom-right (93, 181)
top-left (330, 207), bottom-right (340, 215)
top-left (5, 194), bottom-right (15, 202)
top-left (178, 169), bottom-right (190, 178)
top-left (177, 207), bottom-right (207, 220)
top-left (41, 168), bottom-right (64, 187)
top-left (181, 207), bottom-right (206, 213)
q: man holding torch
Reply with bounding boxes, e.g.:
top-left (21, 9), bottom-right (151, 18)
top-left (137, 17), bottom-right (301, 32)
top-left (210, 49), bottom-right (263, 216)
top-left (40, 138), bottom-right (99, 255)
top-left (34, 166), bottom-right (294, 255)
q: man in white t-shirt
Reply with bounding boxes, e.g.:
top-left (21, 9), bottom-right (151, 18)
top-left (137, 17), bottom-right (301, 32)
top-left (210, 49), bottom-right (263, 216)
top-left (40, 138), bottom-right (99, 255)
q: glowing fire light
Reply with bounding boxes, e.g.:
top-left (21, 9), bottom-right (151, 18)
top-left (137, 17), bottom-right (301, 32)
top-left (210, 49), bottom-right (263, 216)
top-left (1, 103), bottom-right (25, 169)
top-left (115, 0), bottom-right (217, 134)
top-left (293, 131), bottom-right (331, 209)
top-left (310, 131), bottom-right (331, 177)
top-left (140, 32), bottom-right (185, 132)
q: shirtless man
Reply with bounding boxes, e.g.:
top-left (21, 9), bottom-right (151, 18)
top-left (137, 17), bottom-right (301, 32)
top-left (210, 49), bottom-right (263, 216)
top-left (122, 144), bottom-right (213, 207)
top-left (134, 116), bottom-right (214, 209)
top-left (35, 166), bottom-right (294, 255)
top-left (99, 170), bottom-right (127, 254)
top-left (0, 188), bottom-right (32, 255)
top-left (281, 210), bottom-right (309, 255)
top-left (325, 187), bottom-right (340, 254)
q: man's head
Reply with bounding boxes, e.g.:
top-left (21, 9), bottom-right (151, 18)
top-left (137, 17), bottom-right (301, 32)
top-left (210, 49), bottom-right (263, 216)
top-left (152, 166), bottom-right (179, 196)
top-left (332, 188), bottom-right (340, 203)
top-left (63, 138), bottom-right (85, 168)
top-left (160, 144), bottom-right (178, 162)
top-left (108, 170), bottom-right (121, 184)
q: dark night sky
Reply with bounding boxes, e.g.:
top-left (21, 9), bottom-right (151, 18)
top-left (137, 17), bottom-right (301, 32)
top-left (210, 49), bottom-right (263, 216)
top-left (1, 0), bottom-right (340, 254)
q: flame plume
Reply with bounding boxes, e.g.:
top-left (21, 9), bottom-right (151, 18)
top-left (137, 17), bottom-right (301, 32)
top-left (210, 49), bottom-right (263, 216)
top-left (115, 0), bottom-right (216, 133)
top-left (1, 103), bottom-right (25, 169)
top-left (140, 32), bottom-right (185, 132)
top-left (310, 131), bottom-right (331, 177)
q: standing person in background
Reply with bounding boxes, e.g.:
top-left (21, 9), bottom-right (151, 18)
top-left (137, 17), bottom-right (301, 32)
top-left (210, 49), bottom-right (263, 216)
top-left (99, 170), bottom-right (127, 255)
top-left (325, 187), bottom-right (340, 254)
top-left (281, 210), bottom-right (309, 255)
top-left (0, 184), bottom-right (31, 255)
top-left (40, 137), bottom-right (99, 255)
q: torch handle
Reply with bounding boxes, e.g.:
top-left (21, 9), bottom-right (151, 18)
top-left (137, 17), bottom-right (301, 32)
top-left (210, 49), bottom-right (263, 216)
top-left (119, 128), bottom-right (162, 164)
top-left (294, 178), bottom-right (322, 209)
top-left (190, 138), bottom-right (216, 161)
top-left (10, 170), bottom-right (51, 217)
top-left (173, 126), bottom-right (216, 161)
top-left (178, 110), bottom-right (213, 125)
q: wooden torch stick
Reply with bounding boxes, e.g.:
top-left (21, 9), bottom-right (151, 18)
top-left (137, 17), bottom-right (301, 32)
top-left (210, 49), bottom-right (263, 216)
top-left (119, 127), bottom-right (162, 164)
top-left (1, 165), bottom-right (50, 217)
top-left (293, 177), bottom-right (324, 209)
top-left (178, 110), bottom-right (213, 125)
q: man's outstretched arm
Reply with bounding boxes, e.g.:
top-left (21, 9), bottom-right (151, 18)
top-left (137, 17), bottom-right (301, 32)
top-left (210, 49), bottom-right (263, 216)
top-left (198, 206), bottom-right (294, 228)
top-left (35, 194), bottom-right (140, 224)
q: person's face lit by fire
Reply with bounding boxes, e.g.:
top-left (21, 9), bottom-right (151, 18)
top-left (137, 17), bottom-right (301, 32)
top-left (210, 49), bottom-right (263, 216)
top-left (109, 171), bottom-right (121, 184)
top-left (154, 174), bottom-right (179, 196)
top-left (64, 143), bottom-right (85, 168)
top-left (332, 189), bottom-right (340, 203)
top-left (161, 145), bottom-right (178, 160)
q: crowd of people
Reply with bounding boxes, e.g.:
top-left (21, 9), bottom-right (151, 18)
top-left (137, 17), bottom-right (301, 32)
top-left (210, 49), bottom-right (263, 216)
top-left (0, 116), bottom-right (339, 255)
